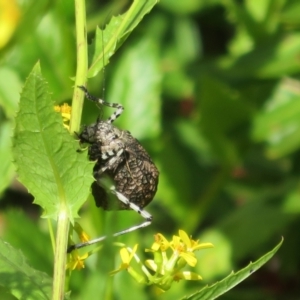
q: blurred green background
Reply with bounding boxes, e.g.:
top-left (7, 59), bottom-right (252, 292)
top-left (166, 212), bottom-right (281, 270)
top-left (1, 0), bottom-right (300, 299)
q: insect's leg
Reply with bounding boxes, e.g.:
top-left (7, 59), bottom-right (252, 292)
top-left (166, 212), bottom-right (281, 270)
top-left (94, 148), bottom-right (124, 175)
top-left (67, 219), bottom-right (151, 253)
top-left (67, 189), bottom-right (152, 253)
top-left (78, 85), bottom-right (124, 123)
top-left (112, 189), bottom-right (152, 221)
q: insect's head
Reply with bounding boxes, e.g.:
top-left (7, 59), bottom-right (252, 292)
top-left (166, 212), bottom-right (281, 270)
top-left (77, 123), bottom-right (97, 144)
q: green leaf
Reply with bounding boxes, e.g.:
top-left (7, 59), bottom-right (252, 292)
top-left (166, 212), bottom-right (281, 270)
top-left (2, 210), bottom-right (53, 274)
top-left (107, 37), bottom-right (161, 139)
top-left (199, 75), bottom-right (251, 166)
top-left (283, 187), bottom-right (300, 213)
top-left (182, 238), bottom-right (283, 300)
top-left (281, 1), bottom-right (300, 25)
top-left (219, 202), bottom-right (288, 260)
top-left (88, 0), bottom-right (158, 78)
top-left (0, 286), bottom-right (17, 300)
top-left (0, 68), bottom-right (22, 118)
top-left (0, 238), bottom-right (52, 300)
top-left (252, 77), bottom-right (300, 158)
top-left (200, 76), bottom-right (251, 135)
top-left (5, 10), bottom-right (75, 101)
top-left (155, 137), bottom-right (200, 224)
top-left (0, 122), bottom-right (15, 195)
top-left (223, 33), bottom-right (300, 79)
top-left (12, 63), bottom-right (94, 220)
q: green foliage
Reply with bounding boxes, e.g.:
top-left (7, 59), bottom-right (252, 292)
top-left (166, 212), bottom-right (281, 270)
top-left (183, 238), bottom-right (283, 300)
top-left (12, 63), bottom-right (93, 220)
top-left (0, 121), bottom-right (14, 195)
top-left (107, 37), bottom-right (161, 139)
top-left (1, 0), bottom-right (300, 299)
top-left (88, 0), bottom-right (158, 78)
top-left (2, 210), bottom-right (53, 275)
top-left (252, 78), bottom-right (300, 158)
top-left (0, 238), bottom-right (52, 300)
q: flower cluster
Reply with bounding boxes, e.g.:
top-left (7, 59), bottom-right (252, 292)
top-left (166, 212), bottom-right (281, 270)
top-left (110, 230), bottom-right (213, 292)
top-left (67, 229), bottom-right (213, 292)
top-left (54, 103), bottom-right (71, 129)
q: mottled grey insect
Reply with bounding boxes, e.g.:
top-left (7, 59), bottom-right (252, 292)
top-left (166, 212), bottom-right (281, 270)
top-left (68, 86), bottom-right (159, 252)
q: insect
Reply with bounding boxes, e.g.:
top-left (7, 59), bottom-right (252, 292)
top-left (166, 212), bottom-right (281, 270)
top-left (67, 86), bottom-right (159, 252)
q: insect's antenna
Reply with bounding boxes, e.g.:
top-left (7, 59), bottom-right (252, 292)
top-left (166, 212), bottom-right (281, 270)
top-left (100, 23), bottom-right (106, 102)
top-left (100, 9), bottom-right (112, 100)
top-left (78, 19), bottom-right (125, 124)
top-left (78, 86), bottom-right (124, 123)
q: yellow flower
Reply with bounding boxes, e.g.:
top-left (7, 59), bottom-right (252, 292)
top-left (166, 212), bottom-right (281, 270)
top-left (109, 244), bottom-right (138, 275)
top-left (74, 222), bottom-right (90, 243)
top-left (54, 103), bottom-right (71, 129)
top-left (0, 0), bottom-right (20, 48)
top-left (169, 230), bottom-right (214, 267)
top-left (150, 233), bottom-right (170, 252)
top-left (67, 251), bottom-right (89, 270)
top-left (178, 229), bottom-right (214, 252)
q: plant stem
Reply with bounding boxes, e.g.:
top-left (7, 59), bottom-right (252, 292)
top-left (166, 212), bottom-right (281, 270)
top-left (52, 1), bottom-right (88, 299)
top-left (70, 0), bottom-right (88, 134)
top-left (52, 210), bottom-right (69, 300)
